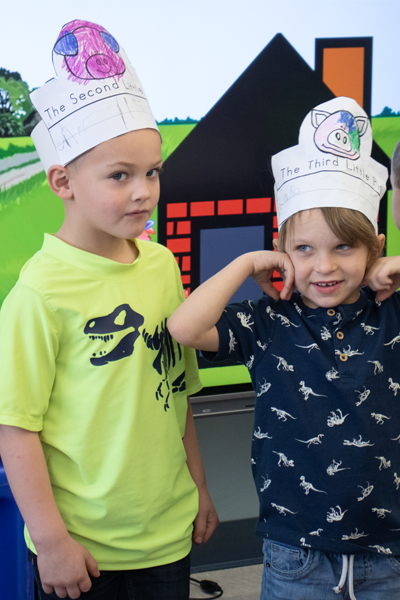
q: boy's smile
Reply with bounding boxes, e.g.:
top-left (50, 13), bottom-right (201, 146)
top-left (284, 209), bottom-right (370, 309)
top-left (55, 128), bottom-right (162, 262)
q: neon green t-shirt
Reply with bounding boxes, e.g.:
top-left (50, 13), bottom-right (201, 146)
top-left (0, 234), bottom-right (202, 569)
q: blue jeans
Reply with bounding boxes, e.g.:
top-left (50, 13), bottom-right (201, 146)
top-left (28, 549), bottom-right (190, 600)
top-left (261, 539), bottom-right (400, 599)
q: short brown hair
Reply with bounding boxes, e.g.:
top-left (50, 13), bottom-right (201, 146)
top-left (392, 140), bottom-right (400, 189)
top-left (277, 207), bottom-right (383, 271)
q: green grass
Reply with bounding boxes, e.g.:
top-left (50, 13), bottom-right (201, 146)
top-left (0, 173), bottom-right (64, 305)
top-left (371, 116), bottom-right (400, 158)
top-left (0, 136), bottom-right (36, 159)
top-left (371, 116), bottom-right (400, 258)
top-left (158, 123), bottom-right (196, 162)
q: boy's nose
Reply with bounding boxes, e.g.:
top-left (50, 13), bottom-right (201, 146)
top-left (316, 253), bottom-right (337, 273)
top-left (131, 179), bottom-right (151, 202)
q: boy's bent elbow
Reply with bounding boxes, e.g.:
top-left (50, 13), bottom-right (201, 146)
top-left (168, 313), bottom-right (196, 348)
top-left (168, 315), bottom-right (219, 353)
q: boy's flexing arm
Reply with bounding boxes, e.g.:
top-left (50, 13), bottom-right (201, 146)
top-left (168, 251), bottom-right (295, 352)
top-left (0, 425), bottom-right (99, 599)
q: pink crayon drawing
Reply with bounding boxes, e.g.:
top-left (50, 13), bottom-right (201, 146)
top-left (311, 109), bottom-right (368, 160)
top-left (53, 20), bottom-right (126, 84)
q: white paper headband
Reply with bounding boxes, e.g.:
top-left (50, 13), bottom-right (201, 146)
top-left (271, 97), bottom-right (388, 231)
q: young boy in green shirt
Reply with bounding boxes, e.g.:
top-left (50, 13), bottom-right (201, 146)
top-left (0, 19), bottom-right (218, 600)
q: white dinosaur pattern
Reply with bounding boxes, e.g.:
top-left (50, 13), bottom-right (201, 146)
top-left (327, 409), bottom-right (349, 427)
top-left (272, 355), bottom-right (294, 371)
top-left (295, 343), bottom-right (320, 353)
top-left (327, 506), bottom-right (348, 523)
top-left (343, 436), bottom-right (374, 447)
top-left (228, 329), bottom-right (237, 353)
top-left (357, 482), bottom-right (374, 501)
top-left (257, 379), bottom-right (271, 397)
top-left (321, 326), bottom-right (331, 341)
top-left (342, 529), bottom-right (368, 540)
top-left (246, 355), bottom-right (254, 369)
top-left (372, 508), bottom-right (391, 518)
top-left (327, 460), bottom-right (350, 476)
top-left (271, 407), bottom-right (296, 422)
top-left (326, 368), bottom-right (339, 381)
top-left (389, 378), bottom-right (400, 396)
top-left (371, 412), bottom-right (391, 425)
top-left (384, 333), bottom-right (400, 349)
top-left (368, 360), bottom-right (383, 374)
top-left (299, 381), bottom-right (327, 401)
top-left (272, 451), bottom-right (295, 467)
top-left (299, 476), bottom-right (327, 495)
top-left (361, 323), bottom-right (379, 335)
top-left (334, 345), bottom-right (364, 357)
top-left (355, 386), bottom-right (370, 407)
top-left (271, 503), bottom-right (297, 516)
top-left (375, 456), bottom-right (391, 470)
top-left (296, 434), bottom-right (324, 448)
top-left (253, 427), bottom-right (272, 440)
top-left (309, 529), bottom-right (323, 536)
top-left (368, 545), bottom-right (392, 555)
top-left (260, 476), bottom-right (272, 492)
top-left (236, 312), bottom-right (254, 331)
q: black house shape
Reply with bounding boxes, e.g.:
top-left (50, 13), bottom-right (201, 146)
top-left (158, 33), bottom-right (390, 295)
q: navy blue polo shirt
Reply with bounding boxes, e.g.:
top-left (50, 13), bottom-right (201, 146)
top-left (207, 287), bottom-right (400, 555)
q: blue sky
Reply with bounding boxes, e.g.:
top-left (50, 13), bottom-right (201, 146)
top-left (1, 0), bottom-right (398, 120)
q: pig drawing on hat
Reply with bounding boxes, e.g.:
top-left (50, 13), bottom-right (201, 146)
top-left (311, 108), bottom-right (368, 160)
top-left (53, 19), bottom-right (125, 83)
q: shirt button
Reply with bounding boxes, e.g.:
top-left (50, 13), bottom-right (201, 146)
top-left (327, 309), bottom-right (336, 316)
top-left (337, 331), bottom-right (344, 340)
top-left (339, 353), bottom-right (348, 362)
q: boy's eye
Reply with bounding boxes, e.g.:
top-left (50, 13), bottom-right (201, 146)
top-left (111, 172), bottom-right (127, 181)
top-left (337, 244), bottom-right (350, 250)
top-left (298, 245), bottom-right (311, 252)
top-left (147, 167), bottom-right (164, 178)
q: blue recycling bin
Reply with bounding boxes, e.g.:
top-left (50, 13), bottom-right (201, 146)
top-left (0, 458), bottom-right (35, 600)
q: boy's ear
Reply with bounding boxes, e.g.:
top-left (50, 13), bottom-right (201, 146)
top-left (47, 165), bottom-right (74, 200)
top-left (377, 233), bottom-right (386, 252)
top-left (272, 238), bottom-right (279, 251)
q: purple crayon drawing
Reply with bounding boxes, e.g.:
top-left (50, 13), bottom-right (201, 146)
top-left (311, 109), bottom-right (368, 160)
top-left (53, 20), bottom-right (126, 83)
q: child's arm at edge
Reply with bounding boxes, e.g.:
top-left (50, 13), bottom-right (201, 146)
top-left (183, 398), bottom-right (219, 545)
top-left (168, 251), bottom-right (295, 352)
top-left (0, 425), bottom-right (99, 599)
top-left (366, 255), bottom-right (400, 301)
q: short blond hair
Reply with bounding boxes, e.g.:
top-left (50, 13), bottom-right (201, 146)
top-left (392, 140), bottom-right (400, 189)
top-left (278, 207), bottom-right (383, 271)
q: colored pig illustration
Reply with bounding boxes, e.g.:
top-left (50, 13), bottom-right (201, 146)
top-left (53, 19), bottom-right (125, 83)
top-left (311, 109), bottom-right (368, 160)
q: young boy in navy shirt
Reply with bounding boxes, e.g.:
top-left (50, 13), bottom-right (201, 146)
top-left (169, 97), bottom-right (400, 599)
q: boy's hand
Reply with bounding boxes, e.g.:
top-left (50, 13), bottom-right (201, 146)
top-left (250, 251), bottom-right (295, 301)
top-left (37, 535), bottom-right (100, 599)
top-left (366, 256), bottom-right (400, 301)
top-left (192, 486), bottom-right (219, 545)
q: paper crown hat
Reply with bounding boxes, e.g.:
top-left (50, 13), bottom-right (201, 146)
top-left (271, 97), bottom-right (388, 231)
top-left (30, 20), bottom-right (159, 173)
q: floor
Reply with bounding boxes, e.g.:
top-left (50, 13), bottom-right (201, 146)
top-left (189, 563), bottom-right (263, 600)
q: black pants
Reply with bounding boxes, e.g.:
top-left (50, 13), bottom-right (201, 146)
top-left (28, 549), bottom-right (190, 600)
